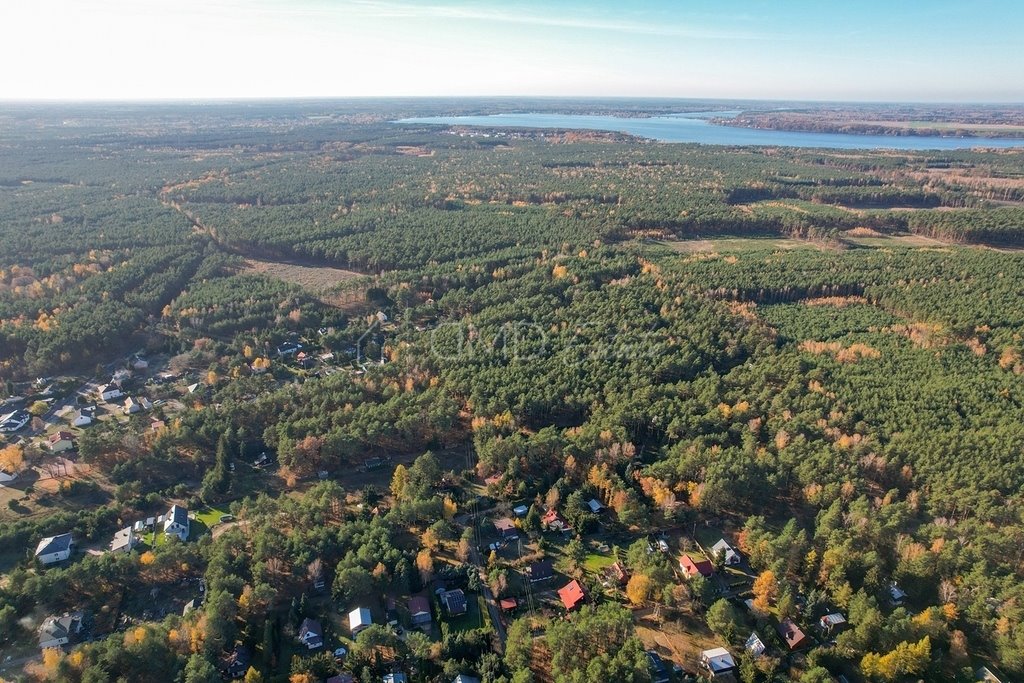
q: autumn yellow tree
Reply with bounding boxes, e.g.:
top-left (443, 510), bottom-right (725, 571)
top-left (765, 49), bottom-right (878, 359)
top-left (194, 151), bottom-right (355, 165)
top-left (390, 464), bottom-right (409, 500)
top-left (421, 528), bottom-right (440, 552)
top-left (0, 444), bottom-right (24, 474)
top-left (752, 570), bottom-right (778, 613)
top-left (41, 647), bottom-right (62, 673)
top-left (860, 636), bottom-right (930, 682)
top-left (625, 574), bottom-right (652, 605)
top-left (416, 549), bottom-right (434, 584)
top-left (244, 667), bottom-right (266, 683)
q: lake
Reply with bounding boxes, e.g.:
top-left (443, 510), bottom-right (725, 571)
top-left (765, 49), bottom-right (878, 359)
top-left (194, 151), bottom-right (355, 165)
top-left (396, 111), bottom-right (1024, 150)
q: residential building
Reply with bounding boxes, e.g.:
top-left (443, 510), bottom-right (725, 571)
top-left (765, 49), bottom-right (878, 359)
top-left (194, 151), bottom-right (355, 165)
top-left (409, 595), bottom-right (432, 627)
top-left (35, 533), bottom-right (73, 564)
top-left (38, 612), bottom-right (84, 649)
top-left (646, 651), bottom-right (671, 683)
top-left (493, 517), bottom-right (518, 540)
top-left (97, 384), bottom-right (123, 402)
top-left (711, 539), bottom-right (741, 566)
top-left (679, 554), bottom-right (714, 578)
top-left (700, 647), bottom-right (737, 678)
top-left (745, 632), bottom-right (766, 657)
top-left (298, 618), bottom-right (323, 649)
top-left (222, 644), bottom-right (251, 679)
top-left (819, 612), bottom-right (847, 636)
top-left (48, 431), bottom-right (75, 453)
top-left (541, 508), bottom-right (569, 532)
top-left (349, 607), bottom-right (372, 636)
top-left (558, 580), bottom-right (586, 611)
top-left (440, 589), bottom-right (467, 616)
top-left (527, 560), bottom-right (555, 582)
top-left (776, 619), bottom-right (811, 650)
top-left (109, 526), bottom-right (137, 554)
top-left (163, 504), bottom-right (190, 541)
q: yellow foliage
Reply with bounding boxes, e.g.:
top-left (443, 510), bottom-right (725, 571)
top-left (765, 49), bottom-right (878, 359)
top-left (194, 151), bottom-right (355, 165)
top-left (67, 650), bottom-right (84, 668)
top-left (625, 574), bottom-right (652, 605)
top-left (443, 497), bottom-right (457, 520)
top-left (552, 264), bottom-right (569, 279)
top-left (421, 528), bottom-right (440, 552)
top-left (752, 570), bottom-right (778, 613)
top-left (139, 551), bottom-right (156, 565)
top-left (41, 648), bottom-right (62, 671)
top-left (416, 549), bottom-right (434, 581)
top-left (0, 444), bottom-right (25, 474)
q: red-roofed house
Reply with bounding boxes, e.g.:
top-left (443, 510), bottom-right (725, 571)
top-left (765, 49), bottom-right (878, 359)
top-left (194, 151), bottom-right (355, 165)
top-left (679, 554), bottom-right (714, 578)
top-left (48, 431), bottom-right (75, 453)
top-left (541, 508), bottom-right (570, 532)
top-left (776, 618), bottom-right (811, 650)
top-left (558, 580), bottom-right (586, 611)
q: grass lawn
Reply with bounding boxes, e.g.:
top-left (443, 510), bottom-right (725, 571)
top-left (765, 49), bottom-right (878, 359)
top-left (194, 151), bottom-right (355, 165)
top-left (195, 506), bottom-right (231, 528)
top-left (583, 552), bottom-right (615, 573)
top-left (444, 593), bottom-right (486, 634)
top-left (694, 525), bottom-right (724, 551)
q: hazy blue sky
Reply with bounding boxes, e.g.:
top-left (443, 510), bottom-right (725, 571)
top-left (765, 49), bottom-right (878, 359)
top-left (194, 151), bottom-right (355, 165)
top-left (2, 0), bottom-right (1021, 101)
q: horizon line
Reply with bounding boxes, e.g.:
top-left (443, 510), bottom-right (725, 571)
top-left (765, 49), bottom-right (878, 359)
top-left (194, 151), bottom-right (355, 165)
top-left (2, 95), bottom-right (1023, 106)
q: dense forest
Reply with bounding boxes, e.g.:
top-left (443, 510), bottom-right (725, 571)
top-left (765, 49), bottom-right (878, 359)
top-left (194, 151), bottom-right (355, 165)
top-left (1, 101), bottom-right (1023, 683)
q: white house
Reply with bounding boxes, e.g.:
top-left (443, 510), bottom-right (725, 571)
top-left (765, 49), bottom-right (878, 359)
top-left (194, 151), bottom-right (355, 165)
top-left (348, 607), bottom-right (372, 636)
top-left (38, 612), bottom-right (83, 649)
top-left (71, 411), bottom-right (93, 427)
top-left (98, 384), bottom-right (123, 402)
top-left (163, 505), bottom-right (190, 541)
top-left (745, 632), bottom-right (766, 657)
top-left (123, 396), bottom-right (151, 415)
top-left (700, 647), bottom-right (737, 678)
top-left (711, 539), bottom-right (742, 566)
top-left (110, 527), bottom-right (137, 554)
top-left (0, 470), bottom-right (17, 484)
top-left (298, 617), bottom-right (323, 649)
top-left (0, 410), bottom-right (30, 433)
top-left (35, 533), bottom-right (73, 564)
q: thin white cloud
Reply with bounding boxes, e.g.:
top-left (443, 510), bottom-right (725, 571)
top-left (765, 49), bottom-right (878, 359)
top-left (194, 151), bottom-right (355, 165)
top-left (342, 0), bottom-right (780, 40)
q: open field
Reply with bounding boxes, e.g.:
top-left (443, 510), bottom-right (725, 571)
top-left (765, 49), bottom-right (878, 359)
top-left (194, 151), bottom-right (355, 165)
top-left (242, 258), bottom-right (362, 294)
top-left (656, 236), bottom-right (833, 253)
top-left (848, 119), bottom-right (1024, 134)
top-left (841, 233), bottom-right (952, 248)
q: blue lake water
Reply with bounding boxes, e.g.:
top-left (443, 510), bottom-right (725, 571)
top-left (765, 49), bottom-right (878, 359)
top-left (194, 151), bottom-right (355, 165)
top-left (396, 112), bottom-right (1024, 151)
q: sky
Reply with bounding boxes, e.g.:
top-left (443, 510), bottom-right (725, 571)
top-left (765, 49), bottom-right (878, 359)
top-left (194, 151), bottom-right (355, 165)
top-left (1, 0), bottom-right (1022, 101)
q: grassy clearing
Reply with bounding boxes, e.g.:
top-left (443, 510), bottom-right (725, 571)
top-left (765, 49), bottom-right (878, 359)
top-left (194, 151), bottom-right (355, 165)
top-left (583, 551), bottom-right (615, 573)
top-left (194, 506), bottom-right (231, 529)
top-left (657, 236), bottom-right (831, 254)
top-left (242, 258), bottom-right (361, 295)
top-left (842, 233), bottom-right (952, 248)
